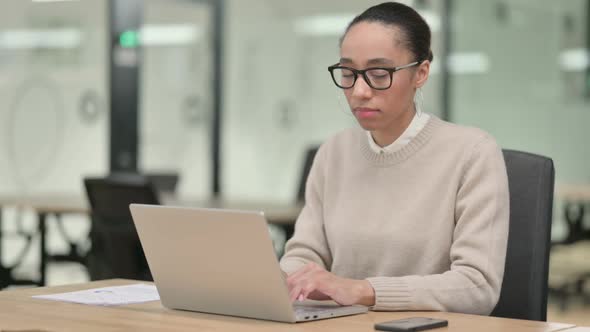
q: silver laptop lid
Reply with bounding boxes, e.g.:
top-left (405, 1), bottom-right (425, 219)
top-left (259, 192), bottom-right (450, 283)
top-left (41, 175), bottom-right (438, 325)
top-left (130, 204), bottom-right (297, 322)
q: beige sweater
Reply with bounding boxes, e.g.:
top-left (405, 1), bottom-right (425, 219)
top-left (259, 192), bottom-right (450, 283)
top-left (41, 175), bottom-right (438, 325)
top-left (280, 116), bottom-right (509, 315)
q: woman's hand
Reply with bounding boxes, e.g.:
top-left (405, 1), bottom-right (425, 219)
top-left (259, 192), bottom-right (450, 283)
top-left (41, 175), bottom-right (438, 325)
top-left (286, 262), bottom-right (375, 306)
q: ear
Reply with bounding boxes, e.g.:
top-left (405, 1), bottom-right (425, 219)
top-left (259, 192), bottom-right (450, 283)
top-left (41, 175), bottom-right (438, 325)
top-left (414, 60), bottom-right (430, 88)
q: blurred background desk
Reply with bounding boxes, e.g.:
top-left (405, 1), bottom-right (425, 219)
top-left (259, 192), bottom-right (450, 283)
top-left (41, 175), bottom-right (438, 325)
top-left (556, 185), bottom-right (590, 244)
top-left (0, 194), bottom-right (302, 287)
top-left (550, 185), bottom-right (590, 311)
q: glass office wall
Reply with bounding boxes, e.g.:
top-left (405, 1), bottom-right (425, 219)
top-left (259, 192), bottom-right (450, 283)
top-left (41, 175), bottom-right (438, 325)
top-left (222, 0), bottom-right (446, 202)
top-left (450, 0), bottom-right (590, 239)
top-left (139, 0), bottom-right (213, 198)
top-left (0, 0), bottom-right (109, 196)
top-left (0, 0), bottom-right (108, 284)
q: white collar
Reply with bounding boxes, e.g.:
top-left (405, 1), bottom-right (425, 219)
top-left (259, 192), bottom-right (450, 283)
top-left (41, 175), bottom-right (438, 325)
top-left (367, 111), bottom-right (430, 154)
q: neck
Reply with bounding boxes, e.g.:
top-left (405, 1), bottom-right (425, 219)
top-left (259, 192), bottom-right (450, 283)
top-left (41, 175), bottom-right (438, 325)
top-left (371, 104), bottom-right (416, 147)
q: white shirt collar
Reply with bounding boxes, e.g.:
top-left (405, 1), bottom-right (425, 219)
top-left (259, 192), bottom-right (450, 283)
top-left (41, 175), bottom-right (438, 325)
top-left (367, 111), bottom-right (430, 154)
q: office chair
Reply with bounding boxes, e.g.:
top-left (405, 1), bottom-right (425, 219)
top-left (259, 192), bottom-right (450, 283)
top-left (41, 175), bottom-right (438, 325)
top-left (108, 172), bottom-right (180, 194)
top-left (296, 146), bottom-right (320, 204)
top-left (491, 150), bottom-right (555, 321)
top-left (270, 145), bottom-right (320, 257)
top-left (146, 172), bottom-right (180, 194)
top-left (84, 177), bottom-right (159, 281)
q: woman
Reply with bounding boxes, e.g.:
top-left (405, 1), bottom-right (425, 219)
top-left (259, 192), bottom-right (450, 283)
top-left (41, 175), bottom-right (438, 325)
top-left (279, 2), bottom-right (509, 315)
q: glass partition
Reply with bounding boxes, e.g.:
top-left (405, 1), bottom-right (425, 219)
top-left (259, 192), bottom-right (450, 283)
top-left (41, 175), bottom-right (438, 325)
top-left (0, 0), bottom-right (109, 196)
top-left (0, 0), bottom-right (109, 285)
top-left (139, 0), bottom-right (214, 198)
top-left (450, 0), bottom-right (590, 239)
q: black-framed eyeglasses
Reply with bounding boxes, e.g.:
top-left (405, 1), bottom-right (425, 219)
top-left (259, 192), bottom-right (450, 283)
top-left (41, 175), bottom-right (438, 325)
top-left (328, 61), bottom-right (421, 90)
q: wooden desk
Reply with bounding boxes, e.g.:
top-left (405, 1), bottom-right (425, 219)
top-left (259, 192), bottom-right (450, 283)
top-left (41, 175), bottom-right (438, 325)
top-left (0, 279), bottom-right (577, 332)
top-left (556, 184), bottom-right (590, 202)
top-left (0, 194), bottom-right (302, 287)
top-left (0, 193), bottom-right (302, 225)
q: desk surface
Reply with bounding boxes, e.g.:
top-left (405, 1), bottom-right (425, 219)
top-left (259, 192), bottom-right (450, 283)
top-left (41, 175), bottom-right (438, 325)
top-left (0, 193), bottom-right (302, 225)
top-left (0, 279), bottom-right (576, 332)
top-left (555, 184), bottom-right (590, 201)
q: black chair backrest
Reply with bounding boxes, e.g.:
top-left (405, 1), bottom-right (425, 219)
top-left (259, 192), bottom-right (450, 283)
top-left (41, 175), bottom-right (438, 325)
top-left (296, 146), bottom-right (320, 203)
top-left (107, 172), bottom-right (180, 194)
top-left (84, 177), bottom-right (160, 281)
top-left (146, 172), bottom-right (179, 193)
top-left (491, 149), bottom-right (555, 321)
top-left (85, 177), bottom-right (159, 221)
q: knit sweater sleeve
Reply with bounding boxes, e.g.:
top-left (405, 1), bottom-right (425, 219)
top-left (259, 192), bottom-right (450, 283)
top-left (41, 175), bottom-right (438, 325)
top-left (280, 146), bottom-right (333, 274)
top-left (366, 136), bottom-right (510, 315)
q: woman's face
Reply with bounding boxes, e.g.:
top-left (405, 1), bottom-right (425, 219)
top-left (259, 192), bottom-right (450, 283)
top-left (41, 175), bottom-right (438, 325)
top-left (339, 22), bottom-right (429, 135)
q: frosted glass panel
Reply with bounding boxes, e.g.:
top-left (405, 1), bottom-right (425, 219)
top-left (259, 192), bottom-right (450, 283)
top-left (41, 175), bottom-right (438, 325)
top-left (0, 0), bottom-right (109, 195)
top-left (450, 0), bottom-right (590, 240)
top-left (451, 0), bottom-right (590, 185)
top-left (223, 0), bottom-right (445, 202)
top-left (139, 0), bottom-right (213, 198)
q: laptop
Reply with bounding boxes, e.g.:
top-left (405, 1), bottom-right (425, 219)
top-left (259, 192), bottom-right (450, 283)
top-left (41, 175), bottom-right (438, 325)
top-left (129, 204), bottom-right (368, 323)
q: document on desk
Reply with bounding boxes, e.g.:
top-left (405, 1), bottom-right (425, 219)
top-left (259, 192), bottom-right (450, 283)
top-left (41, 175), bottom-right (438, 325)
top-left (32, 283), bottom-right (160, 306)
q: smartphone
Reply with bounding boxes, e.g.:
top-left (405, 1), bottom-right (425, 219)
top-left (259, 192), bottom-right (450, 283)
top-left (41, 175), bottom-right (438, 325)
top-left (374, 317), bottom-right (448, 332)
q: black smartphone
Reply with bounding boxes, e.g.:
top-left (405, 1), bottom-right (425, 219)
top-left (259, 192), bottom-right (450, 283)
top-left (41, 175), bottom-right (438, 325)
top-left (374, 317), bottom-right (448, 332)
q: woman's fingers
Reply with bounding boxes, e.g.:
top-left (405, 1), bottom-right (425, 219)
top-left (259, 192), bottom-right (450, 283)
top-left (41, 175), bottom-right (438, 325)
top-left (287, 263), bottom-right (315, 284)
top-left (287, 265), bottom-right (316, 293)
top-left (289, 277), bottom-right (316, 302)
top-left (299, 284), bottom-right (313, 301)
top-left (286, 263), bottom-right (329, 302)
top-left (289, 284), bottom-right (303, 302)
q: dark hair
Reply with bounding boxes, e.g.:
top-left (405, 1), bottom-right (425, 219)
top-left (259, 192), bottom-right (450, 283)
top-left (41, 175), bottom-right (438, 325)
top-left (341, 2), bottom-right (434, 63)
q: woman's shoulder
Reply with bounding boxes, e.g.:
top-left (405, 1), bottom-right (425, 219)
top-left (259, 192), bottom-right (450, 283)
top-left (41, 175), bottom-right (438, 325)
top-left (432, 116), bottom-right (500, 149)
top-left (428, 116), bottom-right (505, 171)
